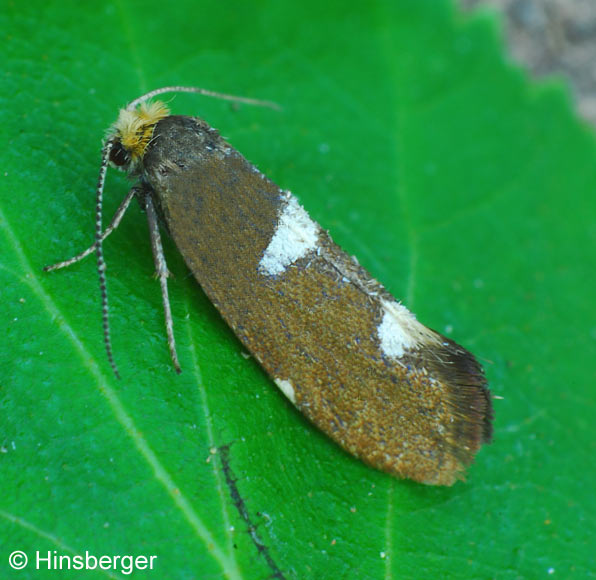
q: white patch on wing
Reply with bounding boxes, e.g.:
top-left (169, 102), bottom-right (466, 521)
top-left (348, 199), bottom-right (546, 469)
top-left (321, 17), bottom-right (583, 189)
top-left (377, 299), bottom-right (438, 359)
top-left (274, 378), bottom-right (296, 404)
top-left (259, 194), bottom-right (319, 276)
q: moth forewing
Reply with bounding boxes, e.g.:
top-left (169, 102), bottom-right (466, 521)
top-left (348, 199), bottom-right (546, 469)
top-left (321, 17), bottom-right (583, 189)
top-left (139, 112), bottom-right (492, 486)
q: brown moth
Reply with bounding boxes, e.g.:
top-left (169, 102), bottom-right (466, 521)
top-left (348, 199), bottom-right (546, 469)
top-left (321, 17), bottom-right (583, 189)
top-left (46, 87), bottom-right (493, 485)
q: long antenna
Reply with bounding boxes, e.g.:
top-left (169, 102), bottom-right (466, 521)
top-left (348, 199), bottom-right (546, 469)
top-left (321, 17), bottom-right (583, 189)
top-left (125, 85), bottom-right (281, 111)
top-left (95, 140), bottom-right (120, 379)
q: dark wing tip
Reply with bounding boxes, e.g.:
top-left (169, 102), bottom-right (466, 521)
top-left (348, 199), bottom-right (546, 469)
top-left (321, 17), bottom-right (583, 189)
top-left (428, 335), bottom-right (494, 464)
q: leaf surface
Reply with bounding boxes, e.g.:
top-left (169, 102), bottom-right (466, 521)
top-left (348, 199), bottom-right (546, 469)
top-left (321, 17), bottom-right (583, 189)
top-left (1, 1), bottom-right (595, 578)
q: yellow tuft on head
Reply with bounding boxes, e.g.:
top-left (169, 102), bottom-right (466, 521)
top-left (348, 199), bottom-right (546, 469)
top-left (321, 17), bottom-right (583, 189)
top-left (107, 100), bottom-right (170, 166)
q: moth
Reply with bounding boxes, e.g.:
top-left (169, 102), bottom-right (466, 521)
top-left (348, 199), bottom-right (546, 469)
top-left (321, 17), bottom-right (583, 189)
top-left (46, 86), bottom-right (493, 485)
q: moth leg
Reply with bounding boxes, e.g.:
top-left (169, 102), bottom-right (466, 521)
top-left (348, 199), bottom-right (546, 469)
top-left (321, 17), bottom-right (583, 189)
top-left (143, 192), bottom-right (182, 374)
top-left (44, 187), bottom-right (137, 271)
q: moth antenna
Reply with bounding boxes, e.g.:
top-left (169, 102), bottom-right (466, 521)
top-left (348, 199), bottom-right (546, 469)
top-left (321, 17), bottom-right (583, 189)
top-left (95, 140), bottom-right (120, 379)
top-left (125, 86), bottom-right (281, 112)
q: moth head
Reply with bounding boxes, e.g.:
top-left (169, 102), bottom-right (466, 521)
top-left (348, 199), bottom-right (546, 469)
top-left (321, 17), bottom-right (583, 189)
top-left (105, 100), bottom-right (170, 172)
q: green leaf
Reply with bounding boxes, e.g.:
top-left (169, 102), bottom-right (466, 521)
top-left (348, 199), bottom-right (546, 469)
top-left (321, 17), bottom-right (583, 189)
top-left (2, 1), bottom-right (595, 578)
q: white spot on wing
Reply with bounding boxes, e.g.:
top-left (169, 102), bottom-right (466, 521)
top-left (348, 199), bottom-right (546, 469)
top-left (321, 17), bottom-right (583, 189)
top-left (274, 378), bottom-right (296, 404)
top-left (377, 299), bottom-right (438, 359)
top-left (259, 194), bottom-right (319, 276)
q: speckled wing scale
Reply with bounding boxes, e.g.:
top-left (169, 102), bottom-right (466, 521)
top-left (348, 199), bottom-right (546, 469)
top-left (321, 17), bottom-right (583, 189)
top-left (45, 87), bottom-right (493, 486)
